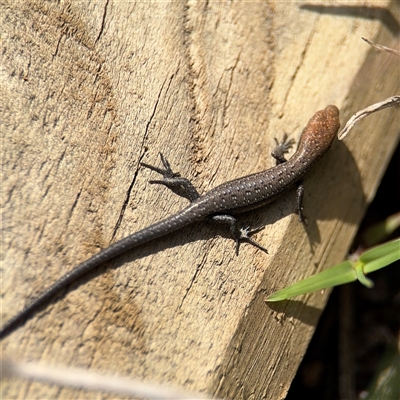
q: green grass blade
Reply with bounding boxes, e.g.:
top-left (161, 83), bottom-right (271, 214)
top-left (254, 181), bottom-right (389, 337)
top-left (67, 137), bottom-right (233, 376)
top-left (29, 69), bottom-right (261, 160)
top-left (361, 238), bottom-right (400, 274)
top-left (363, 212), bottom-right (400, 246)
top-left (266, 261), bottom-right (356, 302)
top-left (266, 238), bottom-right (400, 302)
top-left (359, 238), bottom-right (400, 264)
top-left (354, 262), bottom-right (374, 288)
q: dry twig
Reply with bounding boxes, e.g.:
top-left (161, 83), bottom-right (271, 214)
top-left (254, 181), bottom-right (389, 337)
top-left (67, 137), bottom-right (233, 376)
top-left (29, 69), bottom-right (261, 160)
top-left (2, 357), bottom-right (215, 400)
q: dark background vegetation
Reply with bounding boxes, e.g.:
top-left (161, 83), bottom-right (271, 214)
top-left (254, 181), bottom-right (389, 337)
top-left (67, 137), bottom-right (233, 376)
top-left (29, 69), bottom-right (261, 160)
top-left (287, 141), bottom-right (400, 400)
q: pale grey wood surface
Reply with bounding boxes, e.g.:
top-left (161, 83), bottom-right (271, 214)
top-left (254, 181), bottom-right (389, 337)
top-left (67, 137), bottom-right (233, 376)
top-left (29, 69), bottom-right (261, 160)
top-left (1, 1), bottom-right (399, 399)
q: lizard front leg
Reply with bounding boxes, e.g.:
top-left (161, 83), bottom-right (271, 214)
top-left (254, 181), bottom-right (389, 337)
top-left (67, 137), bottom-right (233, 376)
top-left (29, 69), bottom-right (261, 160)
top-left (272, 134), bottom-right (306, 223)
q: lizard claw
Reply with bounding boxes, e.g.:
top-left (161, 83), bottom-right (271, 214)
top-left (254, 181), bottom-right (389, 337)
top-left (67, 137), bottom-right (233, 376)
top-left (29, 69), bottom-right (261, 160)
top-left (274, 134), bottom-right (295, 153)
top-left (298, 207), bottom-right (308, 225)
top-left (235, 226), bottom-right (268, 255)
top-left (141, 153), bottom-right (181, 180)
top-left (272, 134), bottom-right (296, 165)
top-left (141, 153), bottom-right (200, 202)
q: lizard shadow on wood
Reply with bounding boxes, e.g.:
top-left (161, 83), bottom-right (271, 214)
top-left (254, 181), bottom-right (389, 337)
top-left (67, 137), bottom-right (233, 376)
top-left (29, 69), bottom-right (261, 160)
top-left (300, 138), bottom-right (365, 253)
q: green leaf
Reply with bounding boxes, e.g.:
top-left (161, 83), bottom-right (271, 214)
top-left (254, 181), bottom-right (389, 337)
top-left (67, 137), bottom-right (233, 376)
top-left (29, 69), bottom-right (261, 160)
top-left (266, 238), bottom-right (400, 302)
top-left (354, 262), bottom-right (374, 288)
top-left (361, 238), bottom-right (400, 274)
top-left (266, 261), bottom-right (356, 302)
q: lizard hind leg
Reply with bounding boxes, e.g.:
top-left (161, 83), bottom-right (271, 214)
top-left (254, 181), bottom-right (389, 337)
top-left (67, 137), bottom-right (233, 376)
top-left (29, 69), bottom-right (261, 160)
top-left (141, 153), bottom-right (200, 202)
top-left (237, 226), bottom-right (269, 255)
top-left (211, 214), bottom-right (268, 256)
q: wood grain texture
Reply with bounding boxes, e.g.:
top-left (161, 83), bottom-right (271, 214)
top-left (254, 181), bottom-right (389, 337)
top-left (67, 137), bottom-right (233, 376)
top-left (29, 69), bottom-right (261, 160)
top-left (1, 1), bottom-right (399, 399)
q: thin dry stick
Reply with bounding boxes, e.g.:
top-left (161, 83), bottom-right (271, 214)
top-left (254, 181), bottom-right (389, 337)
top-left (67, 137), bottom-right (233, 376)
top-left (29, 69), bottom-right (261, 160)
top-left (2, 357), bottom-right (216, 400)
top-left (362, 37), bottom-right (400, 57)
top-left (339, 38), bottom-right (399, 140)
top-left (338, 96), bottom-right (400, 140)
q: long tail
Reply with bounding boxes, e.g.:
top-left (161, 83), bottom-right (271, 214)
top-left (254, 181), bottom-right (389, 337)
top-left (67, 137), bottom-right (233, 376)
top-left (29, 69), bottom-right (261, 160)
top-left (0, 205), bottom-right (201, 340)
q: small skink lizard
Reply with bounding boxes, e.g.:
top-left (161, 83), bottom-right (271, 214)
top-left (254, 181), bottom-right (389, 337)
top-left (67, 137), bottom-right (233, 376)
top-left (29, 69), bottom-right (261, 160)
top-left (0, 105), bottom-right (340, 339)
